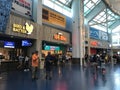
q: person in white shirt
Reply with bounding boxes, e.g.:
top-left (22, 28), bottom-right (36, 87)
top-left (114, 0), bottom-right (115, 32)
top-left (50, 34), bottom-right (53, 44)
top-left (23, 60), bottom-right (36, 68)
top-left (24, 55), bottom-right (30, 71)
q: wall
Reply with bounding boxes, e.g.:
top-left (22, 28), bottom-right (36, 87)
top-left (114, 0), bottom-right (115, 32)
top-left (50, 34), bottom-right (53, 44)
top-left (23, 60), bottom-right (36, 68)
top-left (42, 25), bottom-right (70, 44)
top-left (42, 6), bottom-right (72, 32)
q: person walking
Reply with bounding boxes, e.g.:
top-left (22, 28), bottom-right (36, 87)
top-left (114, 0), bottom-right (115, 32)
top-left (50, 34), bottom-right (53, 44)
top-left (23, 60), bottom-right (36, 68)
top-left (31, 51), bottom-right (39, 80)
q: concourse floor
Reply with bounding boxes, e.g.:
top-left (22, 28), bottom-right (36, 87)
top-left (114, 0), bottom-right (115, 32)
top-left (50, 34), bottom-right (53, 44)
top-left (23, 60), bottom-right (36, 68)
top-left (0, 63), bottom-right (120, 90)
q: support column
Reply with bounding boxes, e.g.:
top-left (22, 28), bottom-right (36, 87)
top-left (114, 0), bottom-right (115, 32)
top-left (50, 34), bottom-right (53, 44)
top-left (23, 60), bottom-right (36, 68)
top-left (72, 0), bottom-right (85, 65)
top-left (32, 0), bottom-right (42, 56)
top-left (84, 19), bottom-right (90, 56)
top-left (33, 0), bottom-right (42, 24)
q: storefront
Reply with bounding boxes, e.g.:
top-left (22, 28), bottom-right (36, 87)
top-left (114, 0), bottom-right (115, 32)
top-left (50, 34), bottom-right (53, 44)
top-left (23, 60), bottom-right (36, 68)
top-left (42, 25), bottom-right (71, 56)
top-left (90, 39), bottom-right (109, 55)
top-left (0, 14), bottom-right (42, 61)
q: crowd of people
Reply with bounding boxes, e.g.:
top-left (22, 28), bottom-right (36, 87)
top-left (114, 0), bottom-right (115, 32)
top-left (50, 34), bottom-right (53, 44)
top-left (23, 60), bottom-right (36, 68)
top-left (16, 51), bottom-right (72, 80)
top-left (16, 51), bottom-right (113, 81)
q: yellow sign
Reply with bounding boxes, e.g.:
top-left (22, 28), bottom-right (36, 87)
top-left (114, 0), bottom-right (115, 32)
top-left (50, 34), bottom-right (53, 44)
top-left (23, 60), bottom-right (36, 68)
top-left (13, 22), bottom-right (34, 34)
top-left (53, 33), bottom-right (67, 41)
top-left (42, 8), bottom-right (66, 28)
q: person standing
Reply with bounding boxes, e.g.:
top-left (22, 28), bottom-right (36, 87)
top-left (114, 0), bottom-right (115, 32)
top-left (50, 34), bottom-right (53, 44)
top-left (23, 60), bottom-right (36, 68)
top-left (45, 52), bottom-right (53, 80)
top-left (31, 51), bottom-right (39, 80)
top-left (24, 55), bottom-right (30, 72)
top-left (17, 54), bottom-right (24, 70)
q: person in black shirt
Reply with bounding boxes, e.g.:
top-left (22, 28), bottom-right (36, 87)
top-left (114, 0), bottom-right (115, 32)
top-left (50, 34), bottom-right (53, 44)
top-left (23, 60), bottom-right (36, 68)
top-left (45, 52), bottom-right (53, 80)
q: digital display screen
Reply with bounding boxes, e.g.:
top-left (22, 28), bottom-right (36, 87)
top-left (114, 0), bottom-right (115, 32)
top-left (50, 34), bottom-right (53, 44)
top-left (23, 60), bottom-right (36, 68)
top-left (4, 41), bottom-right (15, 48)
top-left (22, 40), bottom-right (32, 46)
top-left (44, 45), bottom-right (60, 50)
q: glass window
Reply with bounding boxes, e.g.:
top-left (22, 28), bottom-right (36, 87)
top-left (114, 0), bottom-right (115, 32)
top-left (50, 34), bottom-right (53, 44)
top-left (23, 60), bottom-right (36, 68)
top-left (54, 4), bottom-right (63, 12)
top-left (84, 0), bottom-right (101, 16)
top-left (42, 0), bottom-right (72, 17)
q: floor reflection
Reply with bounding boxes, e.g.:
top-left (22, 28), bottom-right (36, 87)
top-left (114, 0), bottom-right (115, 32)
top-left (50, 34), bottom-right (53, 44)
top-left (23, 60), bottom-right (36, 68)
top-left (0, 63), bottom-right (120, 90)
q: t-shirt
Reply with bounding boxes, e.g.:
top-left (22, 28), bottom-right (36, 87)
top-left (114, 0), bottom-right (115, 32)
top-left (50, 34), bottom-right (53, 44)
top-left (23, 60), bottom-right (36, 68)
top-left (32, 54), bottom-right (39, 67)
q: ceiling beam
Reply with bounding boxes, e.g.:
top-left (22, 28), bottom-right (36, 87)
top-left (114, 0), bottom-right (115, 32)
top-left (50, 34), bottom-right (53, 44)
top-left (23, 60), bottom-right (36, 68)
top-left (85, 1), bottom-right (106, 22)
top-left (109, 20), bottom-right (120, 30)
top-left (89, 19), bottom-right (120, 26)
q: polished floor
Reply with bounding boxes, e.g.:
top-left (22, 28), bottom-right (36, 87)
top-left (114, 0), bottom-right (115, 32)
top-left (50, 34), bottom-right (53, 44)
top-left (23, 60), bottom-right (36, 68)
top-left (0, 63), bottom-right (120, 90)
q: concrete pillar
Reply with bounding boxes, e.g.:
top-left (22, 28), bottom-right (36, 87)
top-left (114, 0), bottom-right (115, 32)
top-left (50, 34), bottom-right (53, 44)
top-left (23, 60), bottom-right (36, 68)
top-left (72, 0), bottom-right (85, 65)
top-left (85, 19), bottom-right (90, 56)
top-left (33, 0), bottom-right (42, 25)
top-left (32, 0), bottom-right (42, 56)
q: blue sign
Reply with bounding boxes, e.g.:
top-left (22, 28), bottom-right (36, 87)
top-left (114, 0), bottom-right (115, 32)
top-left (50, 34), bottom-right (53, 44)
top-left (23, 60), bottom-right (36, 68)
top-left (101, 31), bottom-right (108, 41)
top-left (22, 40), bottom-right (32, 46)
top-left (90, 27), bottom-right (99, 39)
top-left (4, 41), bottom-right (15, 48)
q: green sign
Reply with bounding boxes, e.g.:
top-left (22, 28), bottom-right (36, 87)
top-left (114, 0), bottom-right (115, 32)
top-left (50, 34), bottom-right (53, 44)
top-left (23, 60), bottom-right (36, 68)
top-left (44, 45), bottom-right (60, 50)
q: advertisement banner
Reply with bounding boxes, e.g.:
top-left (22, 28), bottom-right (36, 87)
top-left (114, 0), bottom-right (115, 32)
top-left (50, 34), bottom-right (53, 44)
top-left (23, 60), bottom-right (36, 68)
top-left (101, 31), bottom-right (108, 41)
top-left (90, 27), bottom-right (99, 39)
top-left (12, 0), bottom-right (32, 18)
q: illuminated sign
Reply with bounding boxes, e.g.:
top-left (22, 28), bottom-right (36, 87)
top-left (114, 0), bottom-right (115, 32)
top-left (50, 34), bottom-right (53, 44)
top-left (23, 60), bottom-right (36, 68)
top-left (53, 33), bottom-right (67, 41)
top-left (12, 22), bottom-right (34, 34)
top-left (90, 41), bottom-right (98, 46)
top-left (44, 45), bottom-right (60, 50)
top-left (42, 8), bottom-right (66, 28)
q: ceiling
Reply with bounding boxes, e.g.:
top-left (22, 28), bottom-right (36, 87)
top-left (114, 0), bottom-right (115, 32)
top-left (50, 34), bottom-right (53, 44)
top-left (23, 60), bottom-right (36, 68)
top-left (105, 0), bottom-right (120, 15)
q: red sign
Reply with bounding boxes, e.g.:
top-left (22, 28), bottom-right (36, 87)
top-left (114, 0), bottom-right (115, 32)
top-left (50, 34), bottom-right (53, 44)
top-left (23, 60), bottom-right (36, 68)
top-left (90, 41), bottom-right (98, 46)
top-left (53, 34), bottom-right (67, 41)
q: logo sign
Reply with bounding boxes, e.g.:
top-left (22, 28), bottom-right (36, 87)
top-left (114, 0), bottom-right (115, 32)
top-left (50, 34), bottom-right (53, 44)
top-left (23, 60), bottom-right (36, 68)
top-left (13, 22), bottom-right (34, 34)
top-left (90, 41), bottom-right (98, 46)
top-left (90, 27), bottom-right (99, 39)
top-left (44, 45), bottom-right (60, 50)
top-left (53, 33), bottom-right (67, 42)
top-left (12, 0), bottom-right (32, 17)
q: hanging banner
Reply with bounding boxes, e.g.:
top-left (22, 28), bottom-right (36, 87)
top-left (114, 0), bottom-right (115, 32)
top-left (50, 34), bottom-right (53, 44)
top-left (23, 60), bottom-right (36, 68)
top-left (101, 31), bottom-right (108, 40)
top-left (90, 27), bottom-right (99, 39)
top-left (12, 0), bottom-right (33, 18)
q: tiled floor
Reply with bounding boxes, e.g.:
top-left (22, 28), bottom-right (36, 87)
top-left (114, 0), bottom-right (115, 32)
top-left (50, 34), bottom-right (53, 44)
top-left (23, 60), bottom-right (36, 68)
top-left (0, 63), bottom-right (120, 90)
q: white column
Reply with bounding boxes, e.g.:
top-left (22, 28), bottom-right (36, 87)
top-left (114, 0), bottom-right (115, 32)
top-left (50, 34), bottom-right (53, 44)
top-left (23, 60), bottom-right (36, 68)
top-left (72, 0), bottom-right (85, 65)
top-left (85, 19), bottom-right (90, 55)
